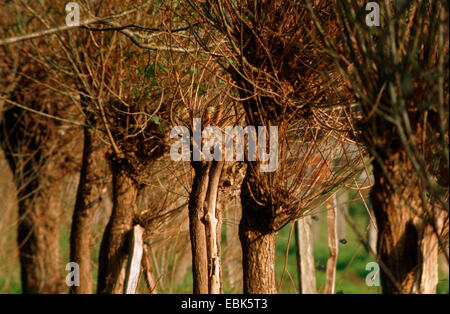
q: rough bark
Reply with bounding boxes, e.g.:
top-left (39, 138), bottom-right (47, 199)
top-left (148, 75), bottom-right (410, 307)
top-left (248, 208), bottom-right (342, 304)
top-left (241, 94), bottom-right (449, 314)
top-left (70, 119), bottom-right (106, 294)
top-left (97, 159), bottom-right (137, 294)
top-left (239, 172), bottom-right (276, 294)
top-left (371, 150), bottom-right (440, 294)
top-left (189, 162), bottom-right (211, 294)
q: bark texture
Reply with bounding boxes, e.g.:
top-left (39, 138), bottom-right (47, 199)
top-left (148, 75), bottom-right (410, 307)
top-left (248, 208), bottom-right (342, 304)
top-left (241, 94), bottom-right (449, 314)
top-left (16, 185), bottom-right (65, 293)
top-left (188, 162), bottom-right (211, 294)
top-left (371, 150), bottom-right (440, 294)
top-left (97, 159), bottom-right (137, 294)
top-left (204, 161), bottom-right (224, 294)
top-left (70, 116), bottom-right (107, 294)
top-left (239, 172), bottom-right (276, 294)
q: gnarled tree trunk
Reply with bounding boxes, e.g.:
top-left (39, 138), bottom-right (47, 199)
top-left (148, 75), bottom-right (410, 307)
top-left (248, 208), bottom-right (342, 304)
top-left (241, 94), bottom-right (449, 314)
top-left (371, 150), bottom-right (440, 294)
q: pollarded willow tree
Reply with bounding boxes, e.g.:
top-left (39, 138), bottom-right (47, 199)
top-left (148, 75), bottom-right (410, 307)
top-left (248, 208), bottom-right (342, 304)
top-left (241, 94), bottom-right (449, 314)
top-left (186, 0), bottom-right (366, 293)
top-left (0, 52), bottom-right (84, 293)
top-left (163, 39), bottom-right (241, 293)
top-left (0, 2), bottom-right (88, 292)
top-left (308, 0), bottom-right (449, 293)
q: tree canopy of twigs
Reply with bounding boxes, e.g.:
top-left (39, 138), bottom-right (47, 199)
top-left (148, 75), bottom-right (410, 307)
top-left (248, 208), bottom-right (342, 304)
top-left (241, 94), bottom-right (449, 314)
top-left (307, 0), bottom-right (449, 293)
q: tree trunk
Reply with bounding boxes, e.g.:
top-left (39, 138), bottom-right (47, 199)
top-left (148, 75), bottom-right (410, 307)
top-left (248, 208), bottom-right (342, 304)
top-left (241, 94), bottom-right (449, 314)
top-left (1, 106), bottom-right (67, 294)
top-left (323, 194), bottom-right (338, 294)
top-left (336, 190), bottom-right (348, 242)
top-left (223, 194), bottom-right (242, 291)
top-left (189, 162), bottom-right (211, 294)
top-left (239, 173), bottom-right (276, 294)
top-left (70, 119), bottom-right (106, 294)
top-left (371, 150), bottom-right (440, 294)
top-left (204, 161), bottom-right (224, 294)
top-left (16, 187), bottom-right (65, 293)
top-left (97, 159), bottom-right (137, 294)
top-left (123, 225), bottom-right (144, 294)
top-left (295, 216), bottom-right (316, 294)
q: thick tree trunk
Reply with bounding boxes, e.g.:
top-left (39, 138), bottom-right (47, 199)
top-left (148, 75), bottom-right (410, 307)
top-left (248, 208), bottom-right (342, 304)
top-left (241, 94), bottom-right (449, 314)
top-left (371, 151), bottom-right (440, 294)
top-left (97, 159), bottom-right (137, 294)
top-left (16, 187), bottom-right (65, 293)
top-left (239, 173), bottom-right (276, 294)
top-left (70, 121), bottom-right (106, 294)
top-left (239, 218), bottom-right (276, 294)
top-left (189, 162), bottom-right (211, 294)
top-left (1, 106), bottom-right (69, 294)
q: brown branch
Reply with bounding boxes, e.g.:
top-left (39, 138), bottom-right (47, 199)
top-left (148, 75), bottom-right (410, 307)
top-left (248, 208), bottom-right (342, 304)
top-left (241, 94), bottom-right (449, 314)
top-left (0, 2), bottom-right (151, 46)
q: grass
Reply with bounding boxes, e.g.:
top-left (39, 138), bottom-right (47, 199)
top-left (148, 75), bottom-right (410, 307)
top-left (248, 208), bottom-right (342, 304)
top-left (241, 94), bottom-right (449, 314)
top-left (274, 202), bottom-right (382, 294)
top-left (274, 196), bottom-right (449, 294)
top-left (0, 272), bottom-right (21, 294)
